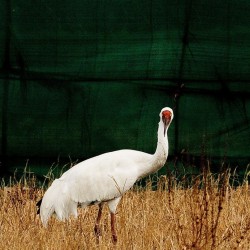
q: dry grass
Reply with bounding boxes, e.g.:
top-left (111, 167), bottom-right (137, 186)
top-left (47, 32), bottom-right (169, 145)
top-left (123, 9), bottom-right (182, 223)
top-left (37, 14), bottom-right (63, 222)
top-left (0, 170), bottom-right (249, 250)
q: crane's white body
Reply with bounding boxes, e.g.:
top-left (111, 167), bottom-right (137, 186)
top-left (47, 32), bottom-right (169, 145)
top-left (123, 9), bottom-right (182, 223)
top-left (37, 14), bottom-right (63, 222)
top-left (39, 107), bottom-right (173, 242)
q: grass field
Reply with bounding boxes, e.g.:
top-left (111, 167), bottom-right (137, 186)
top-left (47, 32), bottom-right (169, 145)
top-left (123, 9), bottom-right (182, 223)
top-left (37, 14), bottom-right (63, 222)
top-left (0, 168), bottom-right (249, 250)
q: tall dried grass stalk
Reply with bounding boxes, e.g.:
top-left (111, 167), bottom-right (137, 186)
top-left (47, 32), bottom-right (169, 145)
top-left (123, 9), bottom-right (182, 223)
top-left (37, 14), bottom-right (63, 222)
top-left (0, 167), bottom-right (249, 249)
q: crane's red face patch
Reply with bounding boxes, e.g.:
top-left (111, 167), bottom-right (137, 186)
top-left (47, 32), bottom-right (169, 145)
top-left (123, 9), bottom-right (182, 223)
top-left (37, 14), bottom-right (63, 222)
top-left (162, 110), bottom-right (172, 121)
top-left (162, 110), bottom-right (172, 136)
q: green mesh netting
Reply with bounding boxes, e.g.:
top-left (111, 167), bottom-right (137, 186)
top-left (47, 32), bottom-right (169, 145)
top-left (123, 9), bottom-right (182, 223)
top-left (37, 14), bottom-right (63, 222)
top-left (0, 0), bottom-right (250, 177)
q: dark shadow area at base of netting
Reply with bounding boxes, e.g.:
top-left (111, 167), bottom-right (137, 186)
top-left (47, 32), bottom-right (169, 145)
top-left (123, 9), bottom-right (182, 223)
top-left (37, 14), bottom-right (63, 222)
top-left (0, 155), bottom-right (249, 188)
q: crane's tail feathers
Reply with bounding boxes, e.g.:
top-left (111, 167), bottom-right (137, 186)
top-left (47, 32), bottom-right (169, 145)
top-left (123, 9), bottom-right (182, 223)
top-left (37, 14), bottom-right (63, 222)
top-left (39, 179), bottom-right (78, 227)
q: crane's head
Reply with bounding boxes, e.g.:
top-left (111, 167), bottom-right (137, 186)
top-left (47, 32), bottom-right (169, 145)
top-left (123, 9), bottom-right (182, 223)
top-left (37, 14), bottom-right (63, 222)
top-left (160, 107), bottom-right (174, 136)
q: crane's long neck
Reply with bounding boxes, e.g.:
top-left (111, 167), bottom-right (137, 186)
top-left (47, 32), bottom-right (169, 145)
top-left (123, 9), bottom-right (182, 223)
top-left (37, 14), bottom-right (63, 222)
top-left (151, 121), bottom-right (169, 169)
top-left (138, 121), bottom-right (169, 179)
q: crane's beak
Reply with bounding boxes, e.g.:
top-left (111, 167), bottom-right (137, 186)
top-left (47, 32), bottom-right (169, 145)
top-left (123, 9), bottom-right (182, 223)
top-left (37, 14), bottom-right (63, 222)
top-left (162, 110), bottom-right (172, 136)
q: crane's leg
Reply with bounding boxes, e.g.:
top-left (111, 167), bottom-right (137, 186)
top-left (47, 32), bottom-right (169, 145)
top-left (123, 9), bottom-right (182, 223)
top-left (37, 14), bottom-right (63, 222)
top-left (107, 197), bottom-right (121, 244)
top-left (94, 203), bottom-right (103, 238)
top-left (110, 212), bottom-right (117, 243)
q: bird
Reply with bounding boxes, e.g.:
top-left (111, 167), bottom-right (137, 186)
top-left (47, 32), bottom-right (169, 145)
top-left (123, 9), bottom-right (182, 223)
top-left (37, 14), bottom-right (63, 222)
top-left (37, 107), bottom-right (174, 243)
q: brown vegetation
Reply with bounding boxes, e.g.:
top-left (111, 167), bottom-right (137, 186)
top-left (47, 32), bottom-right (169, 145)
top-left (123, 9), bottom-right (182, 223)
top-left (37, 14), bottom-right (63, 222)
top-left (0, 169), bottom-right (249, 250)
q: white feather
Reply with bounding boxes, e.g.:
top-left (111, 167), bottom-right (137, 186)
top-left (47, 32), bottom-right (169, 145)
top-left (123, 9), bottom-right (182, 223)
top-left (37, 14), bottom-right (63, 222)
top-left (39, 107), bottom-right (174, 229)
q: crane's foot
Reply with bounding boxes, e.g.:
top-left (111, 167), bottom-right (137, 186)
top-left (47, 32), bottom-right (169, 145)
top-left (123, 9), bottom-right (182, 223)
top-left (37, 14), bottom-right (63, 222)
top-left (94, 224), bottom-right (102, 237)
top-left (112, 234), bottom-right (117, 244)
top-left (94, 225), bottom-right (102, 244)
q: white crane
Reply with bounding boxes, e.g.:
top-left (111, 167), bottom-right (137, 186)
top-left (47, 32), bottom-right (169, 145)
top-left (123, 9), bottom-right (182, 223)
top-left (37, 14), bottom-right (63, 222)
top-left (37, 107), bottom-right (174, 243)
